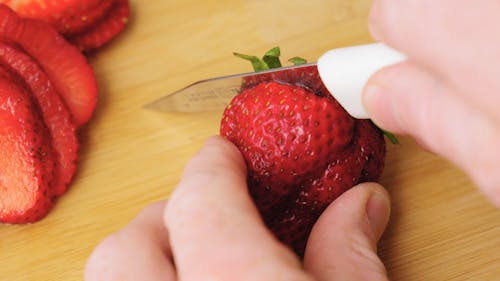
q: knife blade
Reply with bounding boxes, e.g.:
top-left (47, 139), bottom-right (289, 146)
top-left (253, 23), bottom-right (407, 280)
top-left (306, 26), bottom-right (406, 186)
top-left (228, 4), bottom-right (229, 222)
top-left (145, 43), bottom-right (405, 118)
top-left (144, 63), bottom-right (317, 113)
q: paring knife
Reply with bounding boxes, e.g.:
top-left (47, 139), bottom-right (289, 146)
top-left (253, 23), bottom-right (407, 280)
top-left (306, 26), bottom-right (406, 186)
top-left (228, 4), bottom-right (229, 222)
top-left (144, 43), bottom-right (405, 119)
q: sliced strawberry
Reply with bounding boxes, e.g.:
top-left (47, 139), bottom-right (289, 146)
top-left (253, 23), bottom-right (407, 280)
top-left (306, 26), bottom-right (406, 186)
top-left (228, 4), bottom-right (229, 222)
top-left (53, 0), bottom-right (114, 35)
top-left (0, 67), bottom-right (55, 223)
top-left (0, 41), bottom-right (79, 196)
top-left (0, 4), bottom-right (98, 126)
top-left (68, 0), bottom-right (130, 52)
top-left (0, 0), bottom-right (105, 34)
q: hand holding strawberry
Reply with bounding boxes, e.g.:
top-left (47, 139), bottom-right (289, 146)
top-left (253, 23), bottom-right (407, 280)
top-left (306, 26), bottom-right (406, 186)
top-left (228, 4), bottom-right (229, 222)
top-left (85, 45), bottom-right (392, 279)
top-left (84, 0), bottom-right (500, 279)
top-left (85, 137), bottom-right (391, 281)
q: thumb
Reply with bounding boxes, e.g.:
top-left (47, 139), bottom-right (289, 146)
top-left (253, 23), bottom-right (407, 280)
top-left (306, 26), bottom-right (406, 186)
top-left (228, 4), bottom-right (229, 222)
top-left (303, 183), bottom-right (390, 281)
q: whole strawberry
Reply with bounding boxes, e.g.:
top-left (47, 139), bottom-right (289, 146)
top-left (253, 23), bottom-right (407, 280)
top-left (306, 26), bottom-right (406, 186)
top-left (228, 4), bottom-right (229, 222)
top-left (220, 47), bottom-right (387, 256)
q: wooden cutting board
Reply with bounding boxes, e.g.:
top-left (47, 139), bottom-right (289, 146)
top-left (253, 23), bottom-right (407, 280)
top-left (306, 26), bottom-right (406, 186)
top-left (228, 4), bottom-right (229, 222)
top-left (1, 1), bottom-right (499, 280)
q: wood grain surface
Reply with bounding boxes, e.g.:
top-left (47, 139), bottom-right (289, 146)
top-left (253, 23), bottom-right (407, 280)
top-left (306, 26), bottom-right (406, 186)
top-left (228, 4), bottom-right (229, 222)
top-left (1, 1), bottom-right (499, 280)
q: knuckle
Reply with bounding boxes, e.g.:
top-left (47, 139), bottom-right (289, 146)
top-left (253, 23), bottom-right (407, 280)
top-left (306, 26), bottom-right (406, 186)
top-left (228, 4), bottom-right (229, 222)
top-left (138, 201), bottom-right (166, 220)
top-left (467, 147), bottom-right (500, 205)
top-left (85, 235), bottom-right (124, 280)
top-left (164, 180), bottom-right (208, 226)
top-left (347, 235), bottom-right (387, 276)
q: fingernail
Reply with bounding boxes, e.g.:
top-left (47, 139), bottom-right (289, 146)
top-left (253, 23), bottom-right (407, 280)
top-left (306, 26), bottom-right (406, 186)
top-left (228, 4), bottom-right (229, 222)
top-left (366, 189), bottom-right (391, 240)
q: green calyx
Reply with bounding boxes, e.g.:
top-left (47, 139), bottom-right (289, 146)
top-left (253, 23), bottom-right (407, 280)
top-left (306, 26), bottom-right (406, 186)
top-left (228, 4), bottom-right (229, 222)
top-left (382, 130), bottom-right (399, 145)
top-left (234, 46), bottom-right (307, 72)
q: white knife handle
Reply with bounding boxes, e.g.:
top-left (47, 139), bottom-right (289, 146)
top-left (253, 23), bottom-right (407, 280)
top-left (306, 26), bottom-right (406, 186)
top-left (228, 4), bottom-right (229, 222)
top-left (317, 43), bottom-right (406, 119)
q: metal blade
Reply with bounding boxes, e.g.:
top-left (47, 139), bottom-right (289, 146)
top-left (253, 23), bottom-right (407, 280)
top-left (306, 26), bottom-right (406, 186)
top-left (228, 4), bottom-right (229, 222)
top-left (144, 63), bottom-right (317, 112)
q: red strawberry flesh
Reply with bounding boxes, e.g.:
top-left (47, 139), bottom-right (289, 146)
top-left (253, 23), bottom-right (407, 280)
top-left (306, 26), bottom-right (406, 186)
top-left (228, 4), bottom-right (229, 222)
top-left (0, 0), bottom-right (104, 34)
top-left (68, 0), bottom-right (130, 52)
top-left (55, 0), bottom-right (114, 35)
top-left (0, 67), bottom-right (55, 223)
top-left (0, 41), bottom-right (78, 196)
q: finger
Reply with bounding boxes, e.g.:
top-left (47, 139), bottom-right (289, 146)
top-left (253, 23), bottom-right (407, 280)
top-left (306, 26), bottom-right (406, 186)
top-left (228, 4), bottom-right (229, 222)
top-left (369, 0), bottom-right (500, 121)
top-left (164, 136), bottom-right (312, 281)
top-left (85, 201), bottom-right (176, 281)
top-left (304, 183), bottom-right (390, 281)
top-left (363, 61), bottom-right (500, 206)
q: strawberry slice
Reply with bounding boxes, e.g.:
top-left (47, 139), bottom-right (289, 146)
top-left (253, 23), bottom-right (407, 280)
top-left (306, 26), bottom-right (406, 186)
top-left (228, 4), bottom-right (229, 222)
top-left (0, 4), bottom-right (98, 126)
top-left (57, 0), bottom-right (114, 35)
top-left (0, 67), bottom-right (55, 223)
top-left (0, 0), bottom-right (105, 34)
top-left (68, 0), bottom-right (130, 52)
top-left (0, 41), bottom-right (79, 196)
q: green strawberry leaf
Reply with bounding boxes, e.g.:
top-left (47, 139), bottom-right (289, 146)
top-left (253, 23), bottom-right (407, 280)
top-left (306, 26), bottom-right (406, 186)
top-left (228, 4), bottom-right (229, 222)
top-left (235, 48), bottom-right (308, 70)
top-left (264, 46), bottom-right (281, 57)
top-left (263, 47), bottom-right (282, 69)
top-left (381, 129), bottom-right (399, 144)
top-left (288, 57), bottom-right (308, 65)
top-left (233, 52), bottom-right (269, 72)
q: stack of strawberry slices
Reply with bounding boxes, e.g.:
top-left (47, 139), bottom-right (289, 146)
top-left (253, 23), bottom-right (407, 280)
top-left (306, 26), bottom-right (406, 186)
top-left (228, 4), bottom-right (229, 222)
top-left (0, 1), bottom-right (129, 224)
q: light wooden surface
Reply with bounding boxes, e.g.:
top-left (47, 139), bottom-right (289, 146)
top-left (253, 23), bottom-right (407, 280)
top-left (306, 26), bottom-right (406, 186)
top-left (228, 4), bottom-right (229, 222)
top-left (1, 1), bottom-right (499, 280)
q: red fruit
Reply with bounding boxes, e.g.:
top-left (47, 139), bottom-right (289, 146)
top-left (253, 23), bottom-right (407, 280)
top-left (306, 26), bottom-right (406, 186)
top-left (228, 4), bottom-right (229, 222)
top-left (0, 4), bottom-right (98, 126)
top-left (68, 0), bottom-right (130, 52)
top-left (0, 41), bottom-right (79, 196)
top-left (56, 0), bottom-right (114, 35)
top-left (0, 0), bottom-right (111, 35)
top-left (220, 49), bottom-right (386, 256)
top-left (222, 81), bottom-right (355, 209)
top-left (0, 67), bottom-right (55, 223)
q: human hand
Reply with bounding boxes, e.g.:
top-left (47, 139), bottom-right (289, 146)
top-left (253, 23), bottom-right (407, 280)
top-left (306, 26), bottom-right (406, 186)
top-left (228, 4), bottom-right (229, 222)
top-left (364, 0), bottom-right (500, 206)
top-left (85, 136), bottom-right (391, 281)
